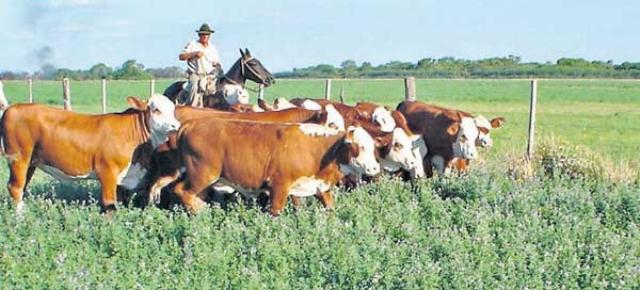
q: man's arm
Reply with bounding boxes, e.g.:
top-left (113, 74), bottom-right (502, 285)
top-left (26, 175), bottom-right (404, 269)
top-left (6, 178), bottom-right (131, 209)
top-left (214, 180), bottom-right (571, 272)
top-left (179, 51), bottom-right (204, 61)
top-left (179, 41), bottom-right (204, 61)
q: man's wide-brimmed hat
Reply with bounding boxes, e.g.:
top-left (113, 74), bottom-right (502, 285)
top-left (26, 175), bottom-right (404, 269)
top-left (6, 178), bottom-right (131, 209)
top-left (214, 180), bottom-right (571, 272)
top-left (196, 23), bottom-right (215, 35)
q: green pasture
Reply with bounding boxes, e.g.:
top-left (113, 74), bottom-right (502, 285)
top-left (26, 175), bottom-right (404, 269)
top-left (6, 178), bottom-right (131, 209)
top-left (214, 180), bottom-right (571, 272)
top-left (0, 79), bottom-right (638, 288)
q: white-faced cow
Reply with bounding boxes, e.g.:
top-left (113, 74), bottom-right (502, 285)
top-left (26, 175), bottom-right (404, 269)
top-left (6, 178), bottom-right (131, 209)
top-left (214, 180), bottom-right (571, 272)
top-left (396, 100), bottom-right (504, 176)
top-left (354, 102), bottom-right (427, 179)
top-left (285, 98), bottom-right (424, 175)
top-left (0, 94), bottom-right (180, 214)
top-left (171, 118), bottom-right (380, 216)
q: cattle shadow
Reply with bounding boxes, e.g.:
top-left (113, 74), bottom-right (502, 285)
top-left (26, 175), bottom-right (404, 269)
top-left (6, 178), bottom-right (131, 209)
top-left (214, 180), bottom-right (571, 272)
top-left (26, 180), bottom-right (101, 205)
top-left (24, 179), bottom-right (145, 208)
top-left (156, 185), bottom-right (270, 213)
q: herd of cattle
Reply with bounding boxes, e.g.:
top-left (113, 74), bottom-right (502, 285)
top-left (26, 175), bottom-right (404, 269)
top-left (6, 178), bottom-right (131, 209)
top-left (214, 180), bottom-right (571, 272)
top-left (0, 81), bottom-right (504, 216)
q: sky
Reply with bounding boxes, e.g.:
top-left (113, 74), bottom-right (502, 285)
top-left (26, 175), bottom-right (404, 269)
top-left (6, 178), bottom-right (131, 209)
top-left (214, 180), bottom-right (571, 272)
top-left (0, 0), bottom-right (638, 74)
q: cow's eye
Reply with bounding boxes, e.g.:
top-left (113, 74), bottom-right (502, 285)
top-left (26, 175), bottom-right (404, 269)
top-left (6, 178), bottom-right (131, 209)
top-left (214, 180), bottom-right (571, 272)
top-left (153, 108), bottom-right (161, 115)
top-left (394, 142), bottom-right (404, 150)
top-left (460, 134), bottom-right (467, 143)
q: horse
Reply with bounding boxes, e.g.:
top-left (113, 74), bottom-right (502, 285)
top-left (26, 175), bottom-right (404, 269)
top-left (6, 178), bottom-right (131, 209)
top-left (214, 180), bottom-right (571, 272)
top-left (163, 48), bottom-right (275, 111)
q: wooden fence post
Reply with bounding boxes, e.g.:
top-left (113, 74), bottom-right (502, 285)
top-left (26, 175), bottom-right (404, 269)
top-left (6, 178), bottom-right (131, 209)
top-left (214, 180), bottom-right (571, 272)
top-left (404, 77), bottom-right (416, 101)
top-left (526, 79), bottom-right (538, 161)
top-left (62, 78), bottom-right (72, 111)
top-left (324, 79), bottom-right (332, 100)
top-left (101, 78), bottom-right (107, 113)
top-left (150, 79), bottom-right (155, 96)
top-left (28, 77), bottom-right (33, 103)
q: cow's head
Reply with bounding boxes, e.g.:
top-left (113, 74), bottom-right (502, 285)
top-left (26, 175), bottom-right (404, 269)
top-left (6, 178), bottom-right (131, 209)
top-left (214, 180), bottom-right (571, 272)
top-left (474, 115), bottom-right (505, 148)
top-left (273, 97), bottom-right (297, 111)
top-left (324, 104), bottom-right (345, 131)
top-left (449, 117), bottom-right (480, 160)
top-left (222, 84), bottom-right (250, 105)
top-left (376, 128), bottom-right (423, 176)
top-left (128, 94), bottom-right (181, 148)
top-left (371, 106), bottom-right (396, 133)
top-left (342, 126), bottom-right (380, 176)
top-left (300, 99), bottom-right (323, 111)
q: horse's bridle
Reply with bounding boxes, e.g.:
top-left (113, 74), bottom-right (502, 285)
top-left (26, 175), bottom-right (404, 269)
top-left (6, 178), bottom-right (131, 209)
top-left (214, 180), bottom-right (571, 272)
top-left (240, 56), bottom-right (269, 85)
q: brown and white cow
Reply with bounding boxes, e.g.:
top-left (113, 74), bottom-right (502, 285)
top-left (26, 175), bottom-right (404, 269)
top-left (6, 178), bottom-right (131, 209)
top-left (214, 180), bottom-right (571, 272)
top-left (396, 100), bottom-right (504, 176)
top-left (141, 105), bottom-right (347, 205)
top-left (287, 98), bottom-right (425, 178)
top-left (355, 102), bottom-right (427, 178)
top-left (171, 118), bottom-right (380, 216)
top-left (0, 94), bottom-right (180, 214)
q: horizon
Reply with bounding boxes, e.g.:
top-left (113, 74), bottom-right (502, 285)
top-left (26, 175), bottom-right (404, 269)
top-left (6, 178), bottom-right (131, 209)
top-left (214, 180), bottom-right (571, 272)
top-left (1, 0), bottom-right (638, 74)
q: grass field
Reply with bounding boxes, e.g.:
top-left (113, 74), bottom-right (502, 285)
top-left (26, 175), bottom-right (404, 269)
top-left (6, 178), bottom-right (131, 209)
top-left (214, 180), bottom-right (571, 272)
top-left (0, 79), bottom-right (639, 288)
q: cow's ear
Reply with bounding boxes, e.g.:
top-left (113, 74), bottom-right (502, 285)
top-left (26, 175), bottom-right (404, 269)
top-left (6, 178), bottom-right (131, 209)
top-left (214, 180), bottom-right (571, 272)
top-left (447, 123), bottom-right (460, 136)
top-left (344, 126), bottom-right (356, 143)
top-left (374, 135), bottom-right (389, 148)
top-left (491, 117), bottom-right (505, 128)
top-left (127, 96), bottom-right (148, 111)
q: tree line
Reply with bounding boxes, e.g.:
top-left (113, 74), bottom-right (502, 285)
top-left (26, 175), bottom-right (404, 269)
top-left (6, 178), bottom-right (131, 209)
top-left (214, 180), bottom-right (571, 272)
top-left (0, 60), bottom-right (184, 81)
top-left (2, 56), bottom-right (640, 80)
top-left (275, 56), bottom-right (640, 79)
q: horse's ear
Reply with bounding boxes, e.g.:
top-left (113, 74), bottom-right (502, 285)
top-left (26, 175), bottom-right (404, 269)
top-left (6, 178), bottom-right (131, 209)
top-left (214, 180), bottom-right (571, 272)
top-left (239, 48), bottom-right (245, 58)
top-left (244, 48), bottom-right (251, 57)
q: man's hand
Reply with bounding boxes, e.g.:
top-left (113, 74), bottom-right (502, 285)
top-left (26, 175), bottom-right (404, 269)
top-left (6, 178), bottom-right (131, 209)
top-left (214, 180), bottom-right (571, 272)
top-left (192, 51), bottom-right (204, 59)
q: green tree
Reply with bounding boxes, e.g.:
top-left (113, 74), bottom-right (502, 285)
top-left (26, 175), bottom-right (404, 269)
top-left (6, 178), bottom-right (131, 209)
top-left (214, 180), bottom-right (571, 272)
top-left (112, 59), bottom-right (152, 80)
top-left (89, 63), bottom-right (113, 79)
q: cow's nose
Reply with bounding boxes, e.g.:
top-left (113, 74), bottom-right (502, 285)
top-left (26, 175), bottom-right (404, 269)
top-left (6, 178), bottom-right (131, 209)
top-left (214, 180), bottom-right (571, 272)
top-left (367, 164), bottom-right (381, 176)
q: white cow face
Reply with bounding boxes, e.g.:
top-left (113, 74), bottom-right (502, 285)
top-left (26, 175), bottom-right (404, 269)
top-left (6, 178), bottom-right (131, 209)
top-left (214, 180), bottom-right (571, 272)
top-left (222, 84), bottom-right (250, 105)
top-left (324, 104), bottom-right (346, 131)
top-left (452, 117), bottom-right (479, 160)
top-left (383, 128), bottom-right (422, 174)
top-left (344, 126), bottom-right (380, 176)
top-left (301, 99), bottom-right (323, 111)
top-left (474, 115), bottom-right (505, 148)
top-left (371, 106), bottom-right (396, 133)
top-left (273, 97), bottom-right (297, 111)
top-left (129, 94), bottom-right (181, 148)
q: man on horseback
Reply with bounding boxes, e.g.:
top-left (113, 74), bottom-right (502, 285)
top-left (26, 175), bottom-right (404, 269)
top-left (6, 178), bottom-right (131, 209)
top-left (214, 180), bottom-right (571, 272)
top-left (178, 23), bottom-right (223, 107)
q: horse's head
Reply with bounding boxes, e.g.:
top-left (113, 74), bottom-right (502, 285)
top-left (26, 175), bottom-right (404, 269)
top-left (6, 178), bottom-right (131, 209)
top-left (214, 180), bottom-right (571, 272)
top-left (239, 48), bottom-right (275, 87)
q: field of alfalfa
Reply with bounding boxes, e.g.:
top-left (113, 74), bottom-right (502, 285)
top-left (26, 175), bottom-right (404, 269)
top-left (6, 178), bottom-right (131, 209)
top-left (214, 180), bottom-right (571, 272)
top-left (0, 79), bottom-right (639, 289)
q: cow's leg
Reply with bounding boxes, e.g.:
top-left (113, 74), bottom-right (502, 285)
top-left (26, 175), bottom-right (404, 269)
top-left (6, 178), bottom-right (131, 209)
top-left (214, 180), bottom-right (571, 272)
top-left (147, 173), bottom-right (180, 206)
top-left (172, 179), bottom-right (207, 213)
top-left (172, 165), bottom-right (217, 213)
top-left (97, 168), bottom-right (120, 213)
top-left (423, 156), bottom-right (434, 178)
top-left (269, 183), bottom-right (291, 217)
top-left (116, 186), bottom-right (132, 207)
top-left (7, 158), bottom-right (33, 215)
top-left (314, 191), bottom-right (335, 210)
